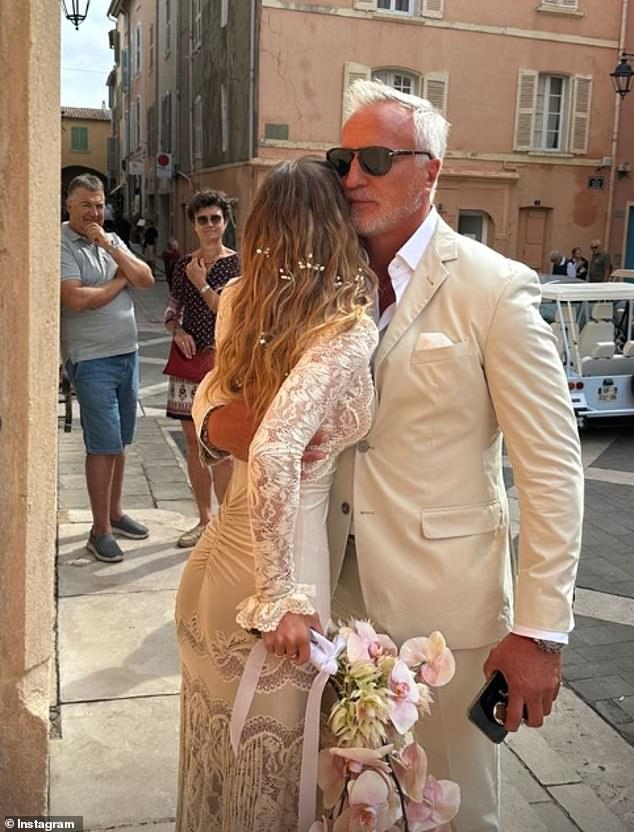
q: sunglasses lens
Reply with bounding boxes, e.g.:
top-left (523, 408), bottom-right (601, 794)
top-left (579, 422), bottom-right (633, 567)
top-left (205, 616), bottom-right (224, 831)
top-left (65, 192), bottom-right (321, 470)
top-left (359, 147), bottom-right (392, 176)
top-left (327, 149), bottom-right (354, 177)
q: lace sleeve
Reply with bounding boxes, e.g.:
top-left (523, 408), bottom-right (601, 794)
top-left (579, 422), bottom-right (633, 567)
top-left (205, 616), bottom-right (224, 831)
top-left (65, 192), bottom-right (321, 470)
top-left (236, 316), bottom-right (378, 632)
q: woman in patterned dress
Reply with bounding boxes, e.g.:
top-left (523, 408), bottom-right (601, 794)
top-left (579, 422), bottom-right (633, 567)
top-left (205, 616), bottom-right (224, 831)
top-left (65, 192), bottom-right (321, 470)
top-left (175, 158), bottom-right (378, 831)
top-left (164, 191), bottom-right (239, 548)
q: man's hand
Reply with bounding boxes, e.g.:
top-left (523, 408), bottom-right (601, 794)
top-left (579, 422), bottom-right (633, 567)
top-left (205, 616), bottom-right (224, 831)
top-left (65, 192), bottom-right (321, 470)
top-left (262, 612), bottom-right (322, 665)
top-left (206, 400), bottom-right (259, 461)
top-left (84, 222), bottom-right (112, 249)
top-left (483, 633), bottom-right (561, 731)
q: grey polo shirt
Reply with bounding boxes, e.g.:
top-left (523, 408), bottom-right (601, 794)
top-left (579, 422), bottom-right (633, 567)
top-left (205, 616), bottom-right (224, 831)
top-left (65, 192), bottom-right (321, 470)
top-left (60, 222), bottom-right (138, 363)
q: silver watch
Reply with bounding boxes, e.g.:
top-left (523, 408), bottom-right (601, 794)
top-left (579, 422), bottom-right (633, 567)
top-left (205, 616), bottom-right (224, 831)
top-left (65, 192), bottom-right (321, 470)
top-left (533, 638), bottom-right (565, 654)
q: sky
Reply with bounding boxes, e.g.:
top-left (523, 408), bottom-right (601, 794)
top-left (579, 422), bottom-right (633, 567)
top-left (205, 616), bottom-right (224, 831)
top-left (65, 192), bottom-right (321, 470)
top-left (61, 0), bottom-right (114, 109)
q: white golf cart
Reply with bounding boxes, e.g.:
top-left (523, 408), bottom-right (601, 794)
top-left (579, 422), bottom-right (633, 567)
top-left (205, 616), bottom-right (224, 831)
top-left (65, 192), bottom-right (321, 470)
top-left (541, 282), bottom-right (634, 428)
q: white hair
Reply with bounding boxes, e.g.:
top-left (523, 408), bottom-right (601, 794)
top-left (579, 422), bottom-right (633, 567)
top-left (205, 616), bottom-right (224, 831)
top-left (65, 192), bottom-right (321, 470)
top-left (343, 79), bottom-right (450, 161)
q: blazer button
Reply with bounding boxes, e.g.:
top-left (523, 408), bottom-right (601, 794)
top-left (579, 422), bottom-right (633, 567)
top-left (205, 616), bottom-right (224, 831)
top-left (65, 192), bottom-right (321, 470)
top-left (357, 439), bottom-right (371, 452)
top-left (341, 502), bottom-right (350, 515)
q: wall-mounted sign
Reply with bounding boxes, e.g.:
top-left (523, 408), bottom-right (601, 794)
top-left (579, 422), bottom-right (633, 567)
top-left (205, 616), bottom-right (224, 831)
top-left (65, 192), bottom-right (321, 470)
top-left (587, 176), bottom-right (604, 190)
top-left (128, 160), bottom-right (144, 175)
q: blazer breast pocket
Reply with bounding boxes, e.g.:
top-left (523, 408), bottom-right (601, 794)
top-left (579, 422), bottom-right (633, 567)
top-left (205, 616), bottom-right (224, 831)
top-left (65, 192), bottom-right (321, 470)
top-left (410, 339), bottom-right (472, 366)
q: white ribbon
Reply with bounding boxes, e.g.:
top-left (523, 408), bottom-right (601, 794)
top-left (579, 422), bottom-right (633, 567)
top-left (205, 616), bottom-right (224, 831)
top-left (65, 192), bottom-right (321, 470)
top-left (229, 629), bottom-right (346, 832)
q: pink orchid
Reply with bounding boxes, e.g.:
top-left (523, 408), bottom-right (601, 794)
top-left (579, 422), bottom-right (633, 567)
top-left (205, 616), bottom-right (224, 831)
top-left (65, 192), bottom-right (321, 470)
top-left (333, 770), bottom-right (400, 832)
top-left (391, 742), bottom-right (428, 802)
top-left (318, 745), bottom-right (392, 809)
top-left (387, 660), bottom-right (420, 734)
top-left (399, 632), bottom-right (455, 687)
top-left (346, 621), bottom-right (398, 663)
top-left (406, 775), bottom-right (461, 831)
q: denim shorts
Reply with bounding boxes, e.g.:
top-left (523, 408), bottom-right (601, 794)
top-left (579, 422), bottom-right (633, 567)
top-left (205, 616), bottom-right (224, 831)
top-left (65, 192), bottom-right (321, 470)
top-left (65, 352), bottom-right (139, 454)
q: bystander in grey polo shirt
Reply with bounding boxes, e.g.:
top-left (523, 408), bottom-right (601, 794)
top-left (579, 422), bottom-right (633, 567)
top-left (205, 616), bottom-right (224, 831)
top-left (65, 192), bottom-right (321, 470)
top-left (60, 222), bottom-right (139, 363)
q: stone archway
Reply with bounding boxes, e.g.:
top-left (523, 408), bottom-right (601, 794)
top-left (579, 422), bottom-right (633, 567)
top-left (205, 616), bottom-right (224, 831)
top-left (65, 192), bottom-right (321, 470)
top-left (0, 2), bottom-right (60, 814)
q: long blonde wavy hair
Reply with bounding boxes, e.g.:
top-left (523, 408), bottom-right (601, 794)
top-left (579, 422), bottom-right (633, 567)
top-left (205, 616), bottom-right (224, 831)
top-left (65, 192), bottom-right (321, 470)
top-left (212, 157), bottom-right (377, 424)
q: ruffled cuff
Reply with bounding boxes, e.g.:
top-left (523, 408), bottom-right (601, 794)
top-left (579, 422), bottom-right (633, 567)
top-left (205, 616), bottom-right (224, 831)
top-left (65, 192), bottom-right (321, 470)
top-left (236, 584), bottom-right (317, 632)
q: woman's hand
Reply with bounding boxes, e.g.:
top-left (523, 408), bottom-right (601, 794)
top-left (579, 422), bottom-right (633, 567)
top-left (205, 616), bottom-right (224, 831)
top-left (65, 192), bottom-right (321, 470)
top-left (173, 329), bottom-right (197, 358)
top-left (262, 612), bottom-right (322, 665)
top-left (185, 256), bottom-right (208, 291)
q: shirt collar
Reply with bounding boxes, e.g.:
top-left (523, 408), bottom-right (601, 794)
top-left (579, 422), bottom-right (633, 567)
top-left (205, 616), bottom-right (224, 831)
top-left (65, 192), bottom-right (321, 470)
top-left (393, 206), bottom-right (440, 273)
top-left (62, 221), bottom-right (87, 243)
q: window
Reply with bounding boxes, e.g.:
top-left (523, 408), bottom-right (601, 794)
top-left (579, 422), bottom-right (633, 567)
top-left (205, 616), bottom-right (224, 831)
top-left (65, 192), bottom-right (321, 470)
top-left (377, 0), bottom-right (413, 12)
top-left (134, 23), bottom-right (142, 76)
top-left (458, 211), bottom-right (490, 245)
top-left (135, 96), bottom-right (142, 149)
top-left (373, 69), bottom-right (419, 95)
top-left (420, 0), bottom-right (443, 16)
top-left (149, 24), bottom-right (154, 69)
top-left (147, 104), bottom-right (156, 156)
top-left (165, 0), bottom-right (172, 53)
top-left (121, 47), bottom-right (129, 93)
top-left (540, 0), bottom-right (579, 9)
top-left (192, 0), bottom-right (202, 49)
top-left (533, 75), bottom-right (567, 151)
top-left (370, 66), bottom-right (448, 115)
top-left (221, 84), bottom-right (228, 153)
top-left (220, 0), bottom-right (228, 27)
top-left (514, 70), bottom-right (592, 154)
top-left (161, 91), bottom-right (172, 153)
top-left (194, 95), bottom-right (203, 164)
top-left (70, 126), bottom-right (88, 152)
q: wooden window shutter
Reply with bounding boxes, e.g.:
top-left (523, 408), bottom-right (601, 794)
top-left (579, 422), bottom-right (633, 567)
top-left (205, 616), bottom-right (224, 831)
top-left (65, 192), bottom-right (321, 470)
top-left (568, 75), bottom-right (592, 154)
top-left (421, 0), bottom-right (444, 17)
top-left (543, 0), bottom-right (578, 7)
top-left (342, 62), bottom-right (372, 122)
top-left (423, 71), bottom-right (448, 115)
top-left (513, 69), bottom-right (538, 151)
top-left (353, 0), bottom-right (377, 10)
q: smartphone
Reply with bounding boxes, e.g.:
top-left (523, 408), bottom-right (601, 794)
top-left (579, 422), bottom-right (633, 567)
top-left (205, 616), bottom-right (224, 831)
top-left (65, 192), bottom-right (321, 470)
top-left (467, 670), bottom-right (527, 744)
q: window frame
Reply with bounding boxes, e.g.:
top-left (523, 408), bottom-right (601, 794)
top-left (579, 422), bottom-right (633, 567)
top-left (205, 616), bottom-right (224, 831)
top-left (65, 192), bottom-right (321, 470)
top-left (134, 23), bottom-right (142, 77)
top-left (135, 95), bottom-right (142, 150)
top-left (220, 0), bottom-right (228, 28)
top-left (165, 0), bottom-right (172, 55)
top-left (193, 95), bottom-right (203, 165)
top-left (532, 73), bottom-right (569, 152)
top-left (372, 68), bottom-right (420, 95)
top-left (148, 23), bottom-right (154, 70)
top-left (377, 0), bottom-right (414, 14)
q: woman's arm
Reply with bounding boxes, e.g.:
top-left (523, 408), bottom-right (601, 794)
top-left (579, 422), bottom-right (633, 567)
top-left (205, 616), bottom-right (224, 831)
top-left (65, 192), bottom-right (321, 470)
top-left (236, 318), bottom-right (378, 656)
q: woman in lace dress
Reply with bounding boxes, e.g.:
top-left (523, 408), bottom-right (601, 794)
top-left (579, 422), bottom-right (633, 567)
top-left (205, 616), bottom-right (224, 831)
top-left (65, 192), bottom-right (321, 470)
top-left (175, 158), bottom-right (378, 832)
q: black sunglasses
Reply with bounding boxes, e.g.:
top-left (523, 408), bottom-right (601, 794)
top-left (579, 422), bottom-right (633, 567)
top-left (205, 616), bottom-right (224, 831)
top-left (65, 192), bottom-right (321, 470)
top-left (326, 145), bottom-right (433, 177)
top-left (195, 214), bottom-right (224, 226)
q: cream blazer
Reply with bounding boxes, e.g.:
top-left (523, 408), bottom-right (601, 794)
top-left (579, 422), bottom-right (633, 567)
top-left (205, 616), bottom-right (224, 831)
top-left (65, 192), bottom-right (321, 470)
top-left (327, 218), bottom-right (584, 649)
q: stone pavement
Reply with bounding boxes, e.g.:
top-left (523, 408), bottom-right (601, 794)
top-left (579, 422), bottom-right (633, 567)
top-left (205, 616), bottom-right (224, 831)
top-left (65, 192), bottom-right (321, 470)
top-left (50, 277), bottom-right (634, 831)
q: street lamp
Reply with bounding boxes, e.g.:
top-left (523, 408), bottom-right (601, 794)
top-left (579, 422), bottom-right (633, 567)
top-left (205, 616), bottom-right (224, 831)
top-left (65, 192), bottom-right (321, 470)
top-left (610, 52), bottom-right (634, 98)
top-left (61, 0), bottom-right (91, 30)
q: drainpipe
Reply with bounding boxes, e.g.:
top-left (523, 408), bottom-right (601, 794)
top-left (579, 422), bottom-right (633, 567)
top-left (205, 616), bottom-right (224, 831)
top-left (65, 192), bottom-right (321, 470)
top-left (604, 0), bottom-right (629, 256)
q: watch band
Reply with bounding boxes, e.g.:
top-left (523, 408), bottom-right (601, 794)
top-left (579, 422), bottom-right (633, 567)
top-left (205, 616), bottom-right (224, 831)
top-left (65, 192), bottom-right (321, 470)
top-left (533, 638), bottom-right (565, 654)
top-left (199, 284), bottom-right (212, 295)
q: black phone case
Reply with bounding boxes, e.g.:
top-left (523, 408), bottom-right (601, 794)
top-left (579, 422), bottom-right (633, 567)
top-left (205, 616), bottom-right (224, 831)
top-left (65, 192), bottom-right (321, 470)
top-left (467, 670), bottom-right (511, 744)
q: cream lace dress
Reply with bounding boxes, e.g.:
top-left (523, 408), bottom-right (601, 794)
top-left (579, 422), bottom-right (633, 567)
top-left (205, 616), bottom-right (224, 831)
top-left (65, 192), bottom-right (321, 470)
top-left (175, 284), bottom-right (378, 832)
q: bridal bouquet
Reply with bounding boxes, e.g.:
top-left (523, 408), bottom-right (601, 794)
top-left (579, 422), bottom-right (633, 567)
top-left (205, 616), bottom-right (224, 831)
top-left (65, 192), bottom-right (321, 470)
top-left (310, 620), bottom-right (460, 832)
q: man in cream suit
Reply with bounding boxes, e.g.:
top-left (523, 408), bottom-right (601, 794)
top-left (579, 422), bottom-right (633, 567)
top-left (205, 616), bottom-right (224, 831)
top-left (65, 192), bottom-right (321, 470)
top-left (324, 81), bottom-right (583, 830)
top-left (204, 82), bottom-right (583, 831)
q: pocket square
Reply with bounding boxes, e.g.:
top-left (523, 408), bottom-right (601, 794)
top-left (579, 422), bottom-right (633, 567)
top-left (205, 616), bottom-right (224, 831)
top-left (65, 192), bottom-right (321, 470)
top-left (415, 332), bottom-right (455, 350)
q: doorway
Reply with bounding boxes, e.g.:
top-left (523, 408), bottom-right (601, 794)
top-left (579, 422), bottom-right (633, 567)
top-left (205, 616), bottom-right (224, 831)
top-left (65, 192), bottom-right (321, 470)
top-left (518, 207), bottom-right (549, 271)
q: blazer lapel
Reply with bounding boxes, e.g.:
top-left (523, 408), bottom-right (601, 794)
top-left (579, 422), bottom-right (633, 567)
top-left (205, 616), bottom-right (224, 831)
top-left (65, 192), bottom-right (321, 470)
top-left (374, 218), bottom-right (458, 370)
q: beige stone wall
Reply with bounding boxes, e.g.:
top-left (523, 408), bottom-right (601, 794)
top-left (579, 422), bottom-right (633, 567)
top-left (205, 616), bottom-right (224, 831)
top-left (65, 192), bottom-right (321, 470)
top-left (0, 0), bottom-right (59, 814)
top-left (62, 116), bottom-right (111, 175)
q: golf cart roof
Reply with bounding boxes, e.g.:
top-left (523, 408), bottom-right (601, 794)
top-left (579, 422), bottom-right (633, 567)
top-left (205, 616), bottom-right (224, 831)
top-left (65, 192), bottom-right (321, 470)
top-left (541, 282), bottom-right (634, 301)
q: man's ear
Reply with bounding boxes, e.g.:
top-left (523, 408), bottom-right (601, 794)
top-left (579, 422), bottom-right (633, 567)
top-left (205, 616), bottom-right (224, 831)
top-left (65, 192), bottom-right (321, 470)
top-left (425, 158), bottom-right (442, 194)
